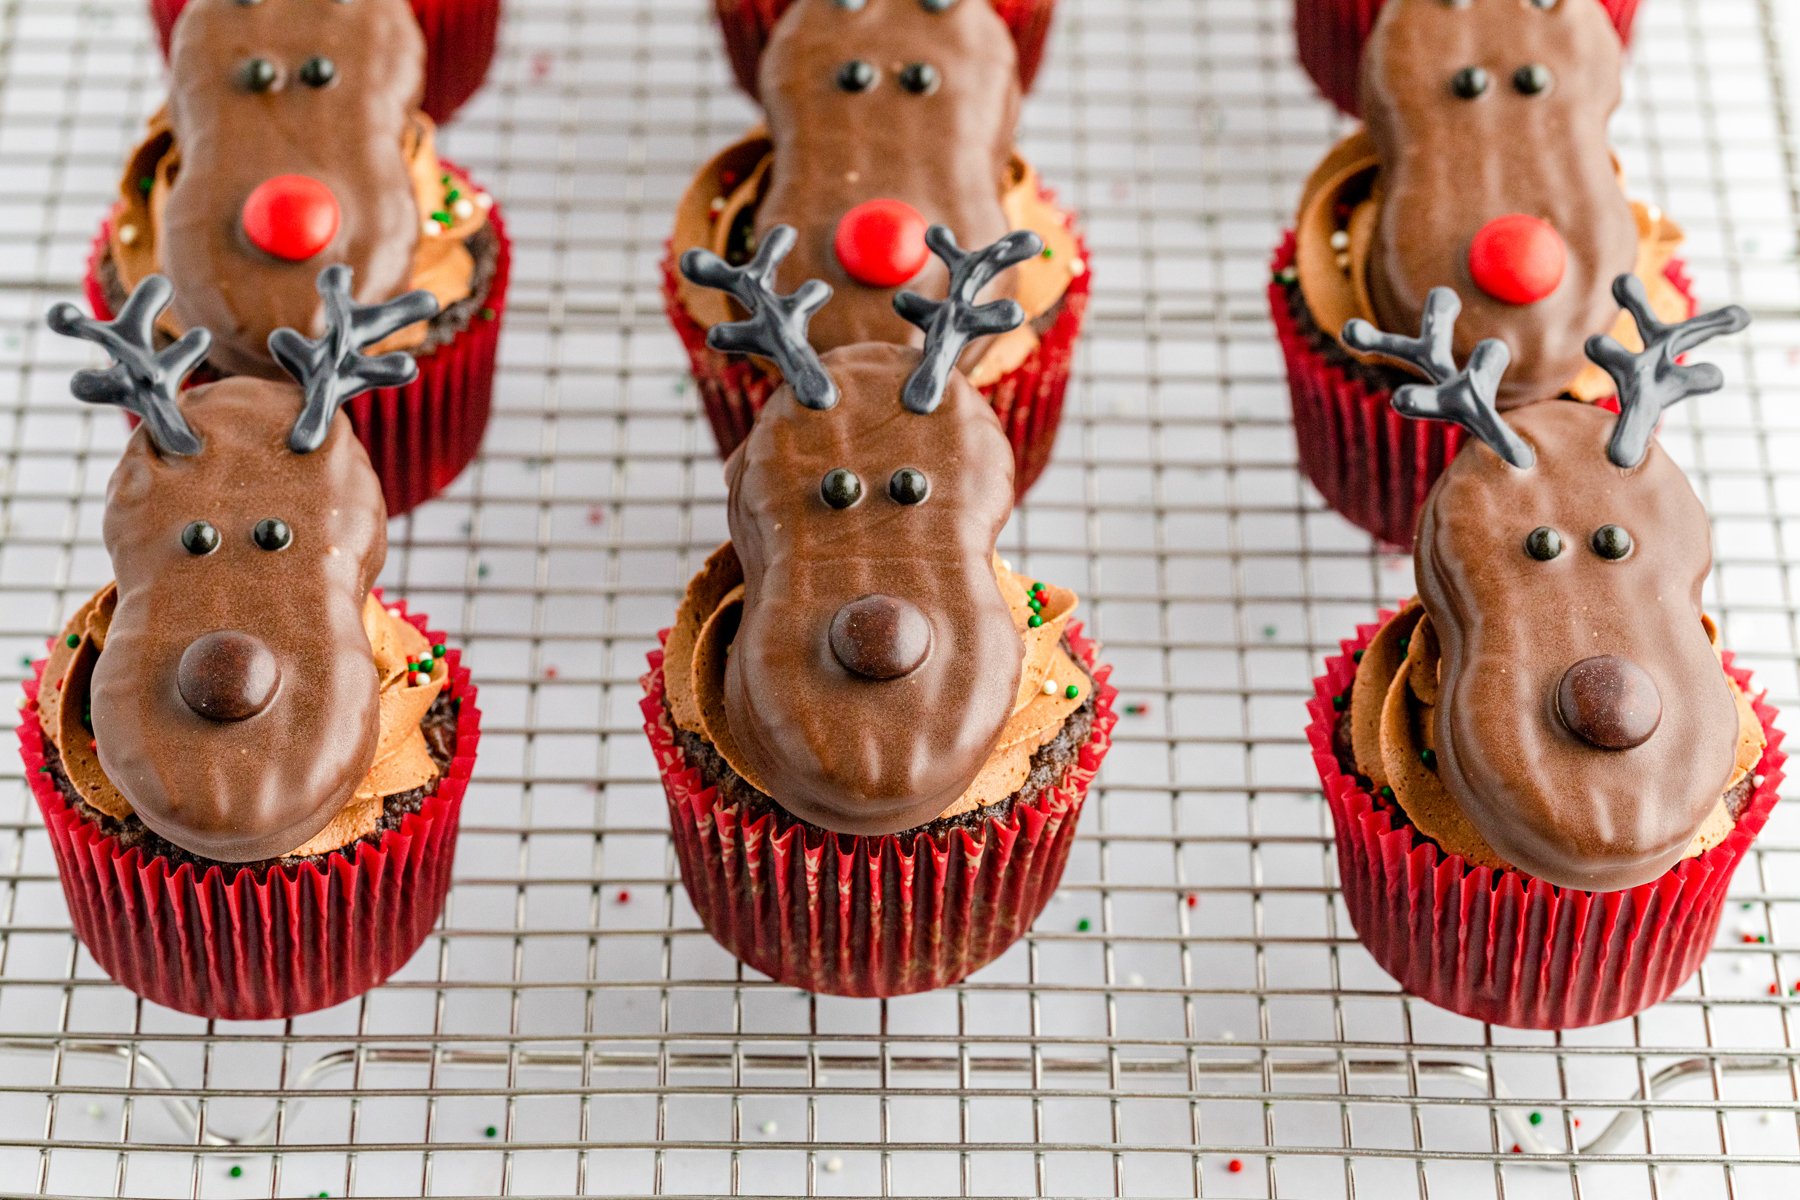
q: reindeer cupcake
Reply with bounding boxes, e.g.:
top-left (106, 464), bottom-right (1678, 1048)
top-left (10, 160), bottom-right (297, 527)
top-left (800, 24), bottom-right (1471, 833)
top-left (18, 270), bottom-right (482, 1021)
top-left (643, 224), bottom-right (1115, 996)
top-left (1308, 281), bottom-right (1783, 1028)
top-left (1271, 0), bottom-right (1690, 546)
top-left (666, 0), bottom-right (1090, 498)
top-left (91, 0), bottom-right (511, 516)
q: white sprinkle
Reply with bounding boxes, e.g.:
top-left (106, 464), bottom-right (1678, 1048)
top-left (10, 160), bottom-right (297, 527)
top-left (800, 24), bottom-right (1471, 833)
top-left (410, 672), bottom-right (428, 688)
top-left (1000, 558), bottom-right (1013, 573)
top-left (1069, 258), bottom-right (1087, 277)
top-left (1220, 1030), bottom-right (1237, 1043)
top-left (453, 197), bottom-right (475, 220)
top-left (1329, 229), bottom-right (1350, 252)
top-left (1127, 972), bottom-right (1145, 987)
top-left (475, 192), bottom-right (493, 210)
top-left (422, 220), bottom-right (441, 238)
top-left (759, 1120), bottom-right (778, 1135)
top-left (119, 224), bottom-right (140, 246)
top-left (709, 196), bottom-right (726, 213)
top-left (1042, 679), bottom-right (1058, 697)
top-left (823, 1156), bottom-right (844, 1173)
top-left (388, 607), bottom-right (402, 618)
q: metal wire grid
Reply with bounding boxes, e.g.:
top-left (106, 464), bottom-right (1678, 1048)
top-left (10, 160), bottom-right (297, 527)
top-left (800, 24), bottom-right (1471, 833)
top-left (0, 0), bottom-right (1794, 1196)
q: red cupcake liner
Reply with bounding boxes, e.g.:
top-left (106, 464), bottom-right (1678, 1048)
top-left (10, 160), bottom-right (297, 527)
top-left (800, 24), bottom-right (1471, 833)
top-left (1309, 610), bottom-right (1784, 1029)
top-left (641, 623), bottom-right (1116, 997)
top-left (147, 0), bottom-right (500, 124)
top-left (663, 214), bottom-right (1090, 501)
top-left (714, 0), bottom-right (1057, 98)
top-left (86, 184), bottom-right (510, 519)
top-left (1294, 0), bottom-right (1641, 116)
top-left (1269, 233), bottom-right (1694, 548)
top-left (18, 598), bottom-right (482, 1021)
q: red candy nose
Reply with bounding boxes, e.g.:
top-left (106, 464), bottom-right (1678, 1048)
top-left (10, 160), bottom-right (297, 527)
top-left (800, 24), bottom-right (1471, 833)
top-left (241, 174), bottom-right (341, 262)
top-left (834, 198), bottom-right (930, 289)
top-left (1467, 213), bottom-right (1567, 306)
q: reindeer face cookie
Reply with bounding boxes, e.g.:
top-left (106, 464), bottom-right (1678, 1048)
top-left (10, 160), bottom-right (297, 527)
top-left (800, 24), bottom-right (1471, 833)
top-left (158, 0), bottom-right (428, 378)
top-left (755, 0), bottom-right (1021, 352)
top-left (1361, 0), bottom-right (1640, 408)
top-left (48, 268), bottom-right (439, 863)
top-left (679, 224), bottom-right (1050, 834)
top-left (1342, 281), bottom-right (1757, 890)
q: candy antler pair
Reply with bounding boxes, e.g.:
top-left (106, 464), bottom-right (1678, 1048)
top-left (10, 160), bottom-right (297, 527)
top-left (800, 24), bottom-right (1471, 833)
top-left (1345, 279), bottom-right (1750, 470)
top-left (680, 222), bottom-right (1039, 414)
top-left (48, 268), bottom-right (438, 456)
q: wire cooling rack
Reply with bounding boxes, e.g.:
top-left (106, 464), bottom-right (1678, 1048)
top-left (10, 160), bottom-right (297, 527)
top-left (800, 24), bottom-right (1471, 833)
top-left (0, 0), bottom-right (1797, 1196)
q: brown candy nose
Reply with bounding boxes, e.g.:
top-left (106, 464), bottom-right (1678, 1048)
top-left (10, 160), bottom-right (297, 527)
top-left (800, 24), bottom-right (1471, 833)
top-left (178, 631), bottom-right (280, 723)
top-left (829, 595), bottom-right (933, 681)
top-left (1556, 655), bottom-right (1662, 751)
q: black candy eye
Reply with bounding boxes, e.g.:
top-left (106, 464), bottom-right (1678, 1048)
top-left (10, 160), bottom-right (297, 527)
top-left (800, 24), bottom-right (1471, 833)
top-left (238, 57), bottom-right (279, 92)
top-left (836, 59), bottom-right (876, 92)
top-left (898, 63), bottom-right (939, 95)
top-left (1592, 525), bottom-right (1633, 560)
top-left (1513, 64), bottom-right (1552, 95)
top-left (181, 521), bottom-right (220, 556)
top-left (1524, 527), bottom-right (1563, 561)
top-left (888, 468), bottom-right (930, 506)
top-left (298, 56), bottom-right (337, 88)
top-left (820, 468), bottom-right (863, 509)
top-left (1451, 66), bottom-right (1489, 99)
top-left (253, 518), bottom-right (292, 552)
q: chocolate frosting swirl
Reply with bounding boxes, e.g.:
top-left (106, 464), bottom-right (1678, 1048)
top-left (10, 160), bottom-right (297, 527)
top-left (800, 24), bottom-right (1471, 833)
top-left (755, 0), bottom-right (1021, 351)
top-left (1416, 401), bottom-right (1741, 890)
top-left (1361, 0), bottom-right (1640, 408)
top-left (160, 0), bottom-right (426, 378)
top-left (93, 380), bottom-right (388, 862)
top-left (723, 342), bottom-right (1021, 834)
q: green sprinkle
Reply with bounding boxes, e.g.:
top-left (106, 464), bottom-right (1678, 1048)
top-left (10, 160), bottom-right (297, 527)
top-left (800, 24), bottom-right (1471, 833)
top-left (1758, 935), bottom-right (1768, 944)
top-left (1420, 748), bottom-right (1437, 769)
top-left (431, 210), bottom-right (453, 226)
top-left (484, 1125), bottom-right (498, 1138)
top-left (1065, 684), bottom-right (1080, 700)
top-left (480, 307), bottom-right (497, 321)
top-left (18, 655), bottom-right (32, 668)
top-left (441, 173), bottom-right (453, 185)
top-left (1528, 1112), bottom-right (1543, 1126)
top-left (1261, 625), bottom-right (1278, 639)
top-left (1076, 918), bottom-right (1091, 932)
top-left (1352, 650), bottom-right (1365, 662)
top-left (1332, 693), bottom-right (1348, 711)
top-left (1028, 615), bottom-right (1044, 628)
top-left (137, 176), bottom-right (154, 194)
top-left (1378, 786), bottom-right (1393, 799)
top-left (432, 643), bottom-right (447, 657)
top-left (1040, 246), bottom-right (1054, 259)
top-left (416, 658), bottom-right (435, 674)
top-left (1031, 582), bottom-right (1044, 593)
top-left (37, 765), bottom-right (50, 774)
top-left (65, 634), bottom-right (80, 648)
top-left (228, 1166), bottom-right (243, 1179)
top-left (1398, 638), bottom-right (1410, 655)
top-left (446, 188), bottom-right (463, 204)
top-left (1029, 598), bottom-right (1044, 613)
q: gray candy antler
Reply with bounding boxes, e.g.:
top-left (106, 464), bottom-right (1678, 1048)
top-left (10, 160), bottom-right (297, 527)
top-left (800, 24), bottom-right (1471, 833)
top-left (1343, 287), bottom-right (1535, 470)
top-left (894, 226), bottom-right (1040, 415)
top-left (1586, 274), bottom-right (1750, 471)
top-left (680, 226), bottom-right (837, 410)
top-left (47, 275), bottom-right (209, 457)
top-left (270, 265), bottom-right (438, 454)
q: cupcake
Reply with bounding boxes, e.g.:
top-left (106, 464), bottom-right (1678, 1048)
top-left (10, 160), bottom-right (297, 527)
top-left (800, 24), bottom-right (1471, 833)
top-left (714, 0), bottom-right (1059, 99)
top-left (644, 225), bottom-right (1115, 997)
top-left (20, 270), bottom-right (481, 1021)
top-left (148, 0), bottom-right (500, 124)
top-left (94, 0), bottom-right (511, 517)
top-left (1270, 0), bottom-right (1688, 547)
top-left (1309, 281), bottom-right (1782, 1029)
top-left (1295, 0), bottom-right (1642, 117)
top-left (667, 0), bottom-right (1090, 499)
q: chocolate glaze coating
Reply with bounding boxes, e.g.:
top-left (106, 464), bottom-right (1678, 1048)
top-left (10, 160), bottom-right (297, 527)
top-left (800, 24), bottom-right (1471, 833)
top-left (755, 0), bottom-right (1020, 352)
top-left (93, 381), bottom-right (386, 863)
top-left (1417, 401), bottom-right (1739, 891)
top-left (162, 0), bottom-right (425, 378)
top-left (723, 342), bottom-right (1020, 834)
top-left (1362, 0), bottom-right (1639, 409)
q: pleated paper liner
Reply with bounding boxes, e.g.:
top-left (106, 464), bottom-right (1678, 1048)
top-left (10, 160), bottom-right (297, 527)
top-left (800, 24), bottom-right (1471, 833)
top-left (713, 0), bottom-right (1058, 99)
top-left (642, 623), bottom-right (1117, 998)
top-left (146, 0), bottom-right (501, 124)
top-left (1293, 0), bottom-right (1642, 117)
top-left (1308, 609), bottom-right (1784, 1030)
top-left (1268, 233), bottom-right (1694, 548)
top-left (85, 183), bottom-right (510, 519)
top-left (19, 598), bottom-right (480, 1022)
top-left (662, 202), bottom-right (1091, 501)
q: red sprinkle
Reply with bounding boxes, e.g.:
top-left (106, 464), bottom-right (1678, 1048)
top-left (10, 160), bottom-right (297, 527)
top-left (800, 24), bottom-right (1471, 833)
top-left (544, 666), bottom-right (559, 681)
top-left (1184, 894), bottom-right (1199, 908)
top-left (1743, 933), bottom-right (1759, 944)
top-left (1771, 983), bottom-right (1782, 996)
top-left (1226, 1160), bottom-right (1242, 1174)
top-left (615, 889), bottom-right (631, 904)
top-left (1510, 1145), bottom-right (1522, 1155)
